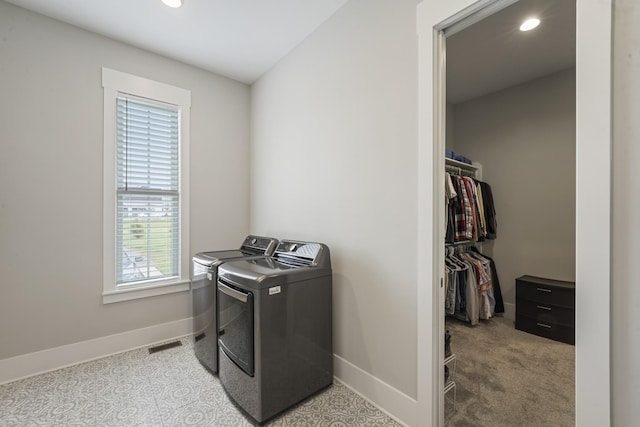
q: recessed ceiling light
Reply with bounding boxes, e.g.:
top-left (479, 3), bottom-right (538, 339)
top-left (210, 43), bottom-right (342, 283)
top-left (162, 0), bottom-right (183, 8)
top-left (519, 18), bottom-right (540, 32)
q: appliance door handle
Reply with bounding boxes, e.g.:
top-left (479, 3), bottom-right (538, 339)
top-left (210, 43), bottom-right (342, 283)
top-left (218, 281), bottom-right (248, 303)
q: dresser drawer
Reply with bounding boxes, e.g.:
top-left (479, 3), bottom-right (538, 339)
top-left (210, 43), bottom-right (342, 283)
top-left (515, 315), bottom-right (575, 345)
top-left (516, 276), bottom-right (575, 308)
top-left (516, 298), bottom-right (575, 326)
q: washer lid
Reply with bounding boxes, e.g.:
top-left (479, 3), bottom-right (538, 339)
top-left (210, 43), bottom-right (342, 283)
top-left (192, 250), bottom-right (245, 267)
top-left (193, 235), bottom-right (279, 267)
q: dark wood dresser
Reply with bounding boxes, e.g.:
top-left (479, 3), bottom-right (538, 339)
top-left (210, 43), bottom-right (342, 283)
top-left (515, 275), bottom-right (575, 345)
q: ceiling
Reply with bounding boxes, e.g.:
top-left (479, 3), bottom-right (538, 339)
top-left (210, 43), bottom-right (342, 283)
top-left (447, 0), bottom-right (576, 104)
top-left (5, 0), bottom-right (574, 97)
top-left (4, 0), bottom-right (349, 84)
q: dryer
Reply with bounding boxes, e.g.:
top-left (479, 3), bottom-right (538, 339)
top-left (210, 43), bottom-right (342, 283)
top-left (216, 240), bottom-right (333, 423)
top-left (191, 235), bottom-right (278, 374)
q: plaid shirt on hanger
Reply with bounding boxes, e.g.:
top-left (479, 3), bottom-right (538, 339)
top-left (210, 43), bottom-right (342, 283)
top-left (460, 176), bottom-right (475, 240)
top-left (453, 176), bottom-right (468, 241)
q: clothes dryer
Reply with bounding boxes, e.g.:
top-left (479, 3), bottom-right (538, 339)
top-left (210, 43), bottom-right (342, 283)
top-left (216, 240), bottom-right (332, 423)
top-left (191, 235), bottom-right (278, 374)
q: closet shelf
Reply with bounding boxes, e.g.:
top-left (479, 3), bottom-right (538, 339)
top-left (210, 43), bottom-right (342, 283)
top-left (445, 157), bottom-right (479, 171)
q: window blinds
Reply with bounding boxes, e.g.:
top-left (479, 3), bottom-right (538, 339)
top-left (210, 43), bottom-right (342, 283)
top-left (115, 95), bottom-right (180, 285)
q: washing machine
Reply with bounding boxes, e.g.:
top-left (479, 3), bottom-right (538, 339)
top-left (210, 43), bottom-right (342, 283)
top-left (191, 235), bottom-right (278, 374)
top-left (216, 240), bottom-right (333, 423)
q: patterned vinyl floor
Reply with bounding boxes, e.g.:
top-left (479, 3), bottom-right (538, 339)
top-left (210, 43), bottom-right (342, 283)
top-left (0, 337), bottom-right (401, 426)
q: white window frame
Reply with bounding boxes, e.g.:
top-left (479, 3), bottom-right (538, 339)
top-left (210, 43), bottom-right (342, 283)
top-left (102, 67), bottom-right (191, 304)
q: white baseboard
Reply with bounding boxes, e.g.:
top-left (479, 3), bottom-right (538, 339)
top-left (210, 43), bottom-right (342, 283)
top-left (334, 354), bottom-right (417, 427)
top-left (0, 317), bottom-right (193, 385)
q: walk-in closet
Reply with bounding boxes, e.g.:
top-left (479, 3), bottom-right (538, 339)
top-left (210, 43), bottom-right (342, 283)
top-left (441, 0), bottom-right (577, 424)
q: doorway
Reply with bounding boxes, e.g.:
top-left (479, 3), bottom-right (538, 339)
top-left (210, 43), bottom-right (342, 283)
top-left (443, 0), bottom-right (576, 423)
top-left (416, 0), bottom-right (612, 426)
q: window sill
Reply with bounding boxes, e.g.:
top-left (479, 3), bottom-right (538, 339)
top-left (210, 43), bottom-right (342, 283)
top-left (102, 280), bottom-right (190, 304)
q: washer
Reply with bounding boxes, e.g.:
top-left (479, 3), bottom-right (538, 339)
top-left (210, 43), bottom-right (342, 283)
top-left (216, 240), bottom-right (333, 423)
top-left (191, 235), bottom-right (278, 374)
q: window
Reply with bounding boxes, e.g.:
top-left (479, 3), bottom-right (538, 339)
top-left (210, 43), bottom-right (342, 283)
top-left (116, 96), bottom-right (180, 284)
top-left (102, 68), bottom-right (191, 303)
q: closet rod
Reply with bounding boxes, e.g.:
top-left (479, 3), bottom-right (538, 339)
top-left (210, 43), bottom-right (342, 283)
top-left (445, 240), bottom-right (478, 246)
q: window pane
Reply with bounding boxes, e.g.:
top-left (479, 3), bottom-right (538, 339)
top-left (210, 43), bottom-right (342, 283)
top-left (116, 193), bottom-right (179, 284)
top-left (115, 96), bottom-right (180, 286)
top-left (116, 97), bottom-right (179, 192)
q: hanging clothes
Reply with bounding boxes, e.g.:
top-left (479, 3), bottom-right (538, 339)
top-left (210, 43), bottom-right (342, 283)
top-left (469, 246), bottom-right (505, 314)
top-left (479, 181), bottom-right (497, 239)
top-left (445, 246), bottom-right (503, 324)
top-left (445, 173), bottom-right (497, 243)
top-left (445, 173), bottom-right (457, 243)
top-left (444, 158), bottom-right (502, 321)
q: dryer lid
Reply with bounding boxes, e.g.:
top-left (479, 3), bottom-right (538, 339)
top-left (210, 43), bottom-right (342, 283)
top-left (217, 240), bottom-right (332, 289)
top-left (218, 257), bottom-right (331, 289)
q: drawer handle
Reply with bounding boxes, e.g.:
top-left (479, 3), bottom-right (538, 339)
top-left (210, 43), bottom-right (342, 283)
top-left (536, 305), bottom-right (552, 311)
top-left (536, 322), bottom-right (552, 329)
top-left (536, 287), bottom-right (552, 293)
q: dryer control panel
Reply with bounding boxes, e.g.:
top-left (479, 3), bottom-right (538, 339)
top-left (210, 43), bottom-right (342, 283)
top-left (275, 241), bottom-right (320, 258)
top-left (273, 240), bottom-right (329, 268)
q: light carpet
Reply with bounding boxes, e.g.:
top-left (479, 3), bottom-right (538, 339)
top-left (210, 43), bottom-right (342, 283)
top-left (445, 316), bottom-right (575, 427)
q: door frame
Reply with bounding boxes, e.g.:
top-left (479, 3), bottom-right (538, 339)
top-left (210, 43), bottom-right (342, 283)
top-left (416, 0), bottom-right (612, 425)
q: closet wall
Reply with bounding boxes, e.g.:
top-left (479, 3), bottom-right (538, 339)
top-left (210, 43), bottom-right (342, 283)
top-left (449, 68), bottom-right (576, 319)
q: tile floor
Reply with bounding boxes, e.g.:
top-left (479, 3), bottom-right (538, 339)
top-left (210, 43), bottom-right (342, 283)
top-left (0, 337), bottom-right (401, 426)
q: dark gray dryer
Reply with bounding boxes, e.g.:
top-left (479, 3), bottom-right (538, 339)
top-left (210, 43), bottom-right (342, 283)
top-left (191, 235), bottom-right (278, 374)
top-left (216, 240), bottom-right (333, 423)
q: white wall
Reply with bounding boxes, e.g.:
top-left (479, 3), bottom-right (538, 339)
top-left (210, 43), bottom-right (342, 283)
top-left (251, 0), bottom-right (419, 402)
top-left (453, 69), bottom-right (576, 317)
top-left (445, 103), bottom-right (455, 150)
top-left (612, 0), bottom-right (640, 425)
top-left (0, 1), bottom-right (250, 360)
